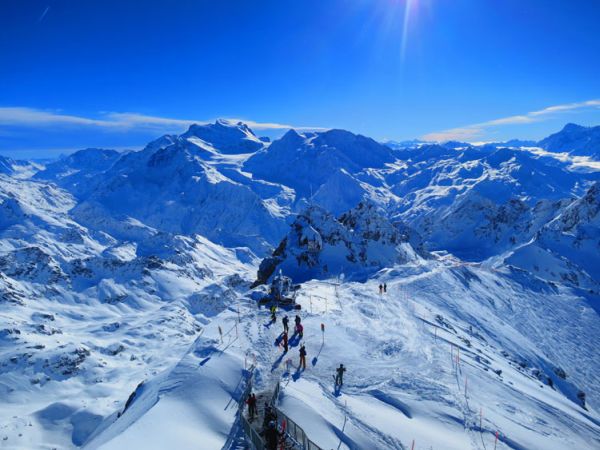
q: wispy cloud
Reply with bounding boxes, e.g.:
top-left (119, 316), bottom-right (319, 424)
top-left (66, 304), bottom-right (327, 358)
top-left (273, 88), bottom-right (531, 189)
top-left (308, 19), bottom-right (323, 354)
top-left (37, 6), bottom-right (50, 23)
top-left (422, 99), bottom-right (600, 142)
top-left (0, 107), bottom-right (324, 132)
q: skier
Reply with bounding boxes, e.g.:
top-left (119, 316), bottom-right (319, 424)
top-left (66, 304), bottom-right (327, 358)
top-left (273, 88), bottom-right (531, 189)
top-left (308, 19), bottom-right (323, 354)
top-left (282, 331), bottom-right (288, 353)
top-left (282, 315), bottom-right (289, 333)
top-left (299, 344), bottom-right (307, 369)
top-left (264, 420), bottom-right (279, 450)
top-left (294, 314), bottom-right (301, 329)
top-left (246, 392), bottom-right (258, 420)
top-left (379, 284), bottom-right (383, 294)
top-left (383, 283), bottom-right (387, 293)
top-left (270, 305), bottom-right (277, 322)
top-left (335, 364), bottom-right (346, 386)
top-left (296, 322), bottom-right (304, 339)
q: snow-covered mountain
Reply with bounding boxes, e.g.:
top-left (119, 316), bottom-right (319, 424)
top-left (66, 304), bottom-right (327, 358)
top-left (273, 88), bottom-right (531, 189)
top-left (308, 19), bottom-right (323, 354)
top-left (505, 182), bottom-right (600, 291)
top-left (33, 148), bottom-right (122, 198)
top-left (386, 145), bottom-right (600, 259)
top-left (255, 201), bottom-right (427, 285)
top-left (539, 123), bottom-right (600, 159)
top-left (244, 128), bottom-right (395, 198)
top-left (1, 121), bottom-right (600, 449)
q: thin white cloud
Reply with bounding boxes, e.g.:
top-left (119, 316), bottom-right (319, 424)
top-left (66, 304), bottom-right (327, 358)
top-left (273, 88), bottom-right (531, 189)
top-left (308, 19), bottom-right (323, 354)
top-left (422, 99), bottom-right (600, 142)
top-left (38, 6), bottom-right (50, 23)
top-left (0, 107), bottom-right (325, 132)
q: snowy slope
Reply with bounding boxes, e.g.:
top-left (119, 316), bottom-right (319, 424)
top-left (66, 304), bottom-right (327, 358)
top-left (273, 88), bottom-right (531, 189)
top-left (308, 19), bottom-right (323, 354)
top-left (1, 122), bottom-right (600, 450)
top-left (33, 148), bottom-right (122, 198)
top-left (505, 182), bottom-right (600, 292)
top-left (66, 124), bottom-right (288, 254)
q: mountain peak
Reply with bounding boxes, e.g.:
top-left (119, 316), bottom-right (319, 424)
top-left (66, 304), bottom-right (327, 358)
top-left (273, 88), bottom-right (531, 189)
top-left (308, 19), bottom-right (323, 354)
top-left (182, 120), bottom-right (264, 154)
top-left (561, 123), bottom-right (586, 132)
top-left (538, 123), bottom-right (600, 158)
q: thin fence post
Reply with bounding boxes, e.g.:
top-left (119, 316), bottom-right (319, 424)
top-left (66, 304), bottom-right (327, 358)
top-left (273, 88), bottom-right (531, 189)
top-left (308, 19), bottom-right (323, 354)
top-left (411, 439), bottom-right (415, 450)
top-left (480, 407), bottom-right (482, 430)
top-left (218, 325), bottom-right (223, 344)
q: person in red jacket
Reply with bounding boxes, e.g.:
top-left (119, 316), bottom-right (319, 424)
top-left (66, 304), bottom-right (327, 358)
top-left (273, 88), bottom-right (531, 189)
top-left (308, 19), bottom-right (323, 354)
top-left (246, 392), bottom-right (258, 420)
top-left (282, 331), bottom-right (288, 353)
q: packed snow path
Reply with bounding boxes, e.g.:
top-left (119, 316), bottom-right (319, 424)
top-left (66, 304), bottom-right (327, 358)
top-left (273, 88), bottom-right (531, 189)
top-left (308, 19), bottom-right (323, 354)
top-left (239, 260), bottom-right (600, 450)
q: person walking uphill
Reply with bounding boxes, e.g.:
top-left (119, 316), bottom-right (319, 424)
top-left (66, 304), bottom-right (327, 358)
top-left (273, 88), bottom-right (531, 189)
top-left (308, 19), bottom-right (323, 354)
top-left (270, 305), bottom-right (277, 322)
top-left (246, 393), bottom-right (258, 420)
top-left (294, 314), bottom-right (301, 329)
top-left (299, 344), bottom-right (307, 369)
top-left (282, 315), bottom-right (289, 333)
top-left (296, 323), bottom-right (304, 339)
top-left (335, 364), bottom-right (346, 386)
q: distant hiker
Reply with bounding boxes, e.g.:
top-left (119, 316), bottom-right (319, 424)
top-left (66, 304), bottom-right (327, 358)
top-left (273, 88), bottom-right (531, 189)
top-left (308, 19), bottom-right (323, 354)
top-left (296, 323), bottom-right (304, 339)
top-left (246, 393), bottom-right (258, 420)
top-left (379, 284), bottom-right (383, 294)
top-left (299, 344), bottom-right (307, 369)
top-left (282, 331), bottom-right (289, 353)
top-left (282, 315), bottom-right (289, 333)
top-left (335, 364), bottom-right (346, 386)
top-left (383, 283), bottom-right (387, 293)
top-left (294, 315), bottom-right (301, 328)
top-left (270, 305), bottom-right (277, 322)
top-left (265, 420), bottom-right (279, 450)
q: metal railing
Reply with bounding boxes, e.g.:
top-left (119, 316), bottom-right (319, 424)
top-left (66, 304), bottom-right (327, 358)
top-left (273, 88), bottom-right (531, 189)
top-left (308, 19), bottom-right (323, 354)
top-left (271, 381), bottom-right (325, 450)
top-left (238, 377), bottom-right (324, 450)
top-left (239, 372), bottom-right (266, 450)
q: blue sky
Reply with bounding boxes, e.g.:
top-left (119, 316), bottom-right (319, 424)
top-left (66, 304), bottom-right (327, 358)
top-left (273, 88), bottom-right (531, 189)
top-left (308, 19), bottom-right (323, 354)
top-left (1, 0), bottom-right (599, 157)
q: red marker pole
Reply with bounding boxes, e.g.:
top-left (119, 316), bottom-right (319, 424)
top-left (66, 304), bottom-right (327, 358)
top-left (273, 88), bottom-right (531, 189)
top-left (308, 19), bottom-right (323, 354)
top-left (494, 431), bottom-right (499, 450)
